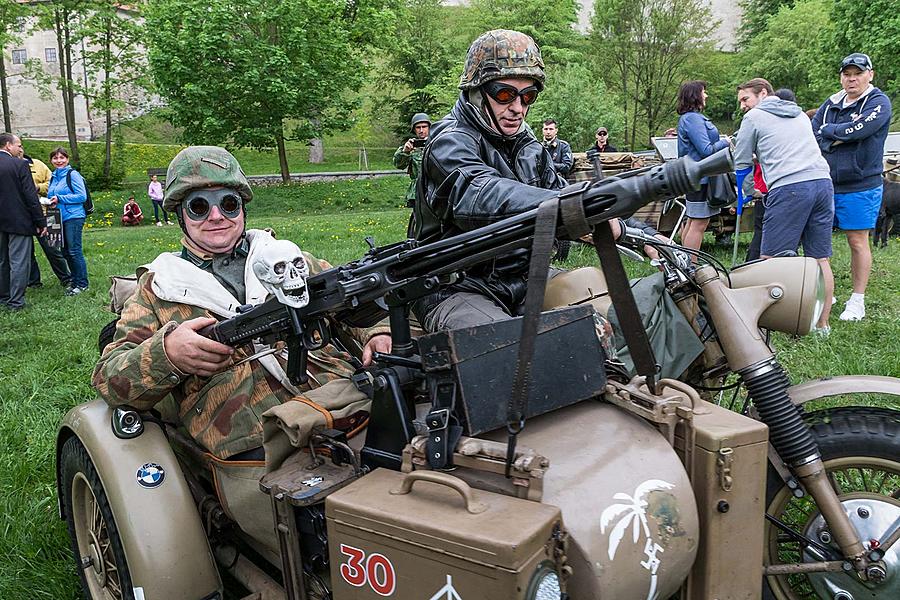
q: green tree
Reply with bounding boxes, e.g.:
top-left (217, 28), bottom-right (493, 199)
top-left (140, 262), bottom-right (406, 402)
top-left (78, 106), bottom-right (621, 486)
top-left (591, 0), bottom-right (715, 149)
top-left (738, 0), bottom-right (796, 45)
top-left (527, 62), bottom-right (624, 152)
top-left (382, 0), bottom-right (458, 136)
top-left (80, 1), bottom-right (149, 186)
top-left (146, 0), bottom-right (393, 182)
top-left (742, 0), bottom-right (834, 109)
top-left (827, 0), bottom-right (900, 101)
top-left (0, 0), bottom-right (31, 131)
top-left (468, 0), bottom-right (582, 64)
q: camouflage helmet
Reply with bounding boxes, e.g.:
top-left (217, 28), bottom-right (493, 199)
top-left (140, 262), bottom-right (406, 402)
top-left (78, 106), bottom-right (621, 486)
top-left (410, 112), bottom-right (431, 130)
top-left (163, 146), bottom-right (252, 212)
top-left (459, 29), bottom-right (545, 91)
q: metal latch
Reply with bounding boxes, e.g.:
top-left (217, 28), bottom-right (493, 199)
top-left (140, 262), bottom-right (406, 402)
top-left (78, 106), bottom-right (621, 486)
top-left (716, 447), bottom-right (734, 492)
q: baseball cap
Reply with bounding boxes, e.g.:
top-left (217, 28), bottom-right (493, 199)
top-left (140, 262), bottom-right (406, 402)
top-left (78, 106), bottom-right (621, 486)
top-left (840, 53), bottom-right (873, 73)
top-left (596, 127), bottom-right (608, 135)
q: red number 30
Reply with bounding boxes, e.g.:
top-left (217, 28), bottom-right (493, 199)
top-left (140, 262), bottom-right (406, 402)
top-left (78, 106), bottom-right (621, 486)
top-left (339, 544), bottom-right (396, 596)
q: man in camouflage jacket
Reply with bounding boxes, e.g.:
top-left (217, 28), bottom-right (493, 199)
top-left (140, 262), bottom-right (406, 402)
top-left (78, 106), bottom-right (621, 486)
top-left (93, 146), bottom-right (390, 460)
top-left (392, 112), bottom-right (431, 207)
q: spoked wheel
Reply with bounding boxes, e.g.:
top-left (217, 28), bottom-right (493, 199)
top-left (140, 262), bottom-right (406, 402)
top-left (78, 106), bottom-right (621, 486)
top-left (60, 436), bottom-right (134, 600)
top-left (764, 407), bottom-right (900, 599)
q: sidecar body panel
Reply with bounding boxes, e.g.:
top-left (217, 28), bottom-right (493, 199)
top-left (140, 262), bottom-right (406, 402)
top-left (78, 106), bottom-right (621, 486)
top-left (57, 399), bottom-right (222, 599)
top-left (483, 401), bottom-right (700, 600)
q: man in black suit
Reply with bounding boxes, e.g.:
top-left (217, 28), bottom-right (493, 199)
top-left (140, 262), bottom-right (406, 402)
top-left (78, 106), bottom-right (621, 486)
top-left (0, 133), bottom-right (47, 310)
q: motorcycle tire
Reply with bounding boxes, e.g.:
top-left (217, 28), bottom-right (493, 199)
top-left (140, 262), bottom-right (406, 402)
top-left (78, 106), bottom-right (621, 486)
top-left (60, 436), bottom-right (135, 600)
top-left (98, 318), bottom-right (118, 355)
top-left (763, 406), bottom-right (900, 600)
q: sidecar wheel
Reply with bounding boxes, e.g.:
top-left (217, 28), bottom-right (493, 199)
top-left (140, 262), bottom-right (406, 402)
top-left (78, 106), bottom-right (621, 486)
top-left (60, 436), bottom-right (135, 600)
top-left (763, 407), bottom-right (900, 600)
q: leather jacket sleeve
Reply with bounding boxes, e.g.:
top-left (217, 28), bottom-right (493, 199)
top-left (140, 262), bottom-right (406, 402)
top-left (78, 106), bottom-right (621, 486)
top-left (423, 129), bottom-right (560, 231)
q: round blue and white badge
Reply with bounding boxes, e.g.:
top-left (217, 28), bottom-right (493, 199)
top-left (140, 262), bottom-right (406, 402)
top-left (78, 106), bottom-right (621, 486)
top-left (136, 463), bottom-right (165, 488)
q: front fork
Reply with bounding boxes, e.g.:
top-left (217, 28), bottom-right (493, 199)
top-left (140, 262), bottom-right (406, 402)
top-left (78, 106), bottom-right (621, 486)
top-left (693, 266), bottom-right (878, 577)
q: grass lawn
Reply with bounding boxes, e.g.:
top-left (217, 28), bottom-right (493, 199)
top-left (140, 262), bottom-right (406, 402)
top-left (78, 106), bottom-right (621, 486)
top-left (1, 176), bottom-right (898, 597)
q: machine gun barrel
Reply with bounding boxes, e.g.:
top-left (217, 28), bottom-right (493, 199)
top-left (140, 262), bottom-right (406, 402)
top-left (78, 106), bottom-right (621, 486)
top-left (201, 149), bottom-right (734, 341)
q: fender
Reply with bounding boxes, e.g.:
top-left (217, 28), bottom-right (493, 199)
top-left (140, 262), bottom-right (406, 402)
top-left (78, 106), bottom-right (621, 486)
top-left (787, 375), bottom-right (900, 407)
top-left (57, 399), bottom-right (222, 599)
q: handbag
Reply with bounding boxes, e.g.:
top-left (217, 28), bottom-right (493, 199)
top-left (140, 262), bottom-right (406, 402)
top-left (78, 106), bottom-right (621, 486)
top-left (704, 173), bottom-right (737, 209)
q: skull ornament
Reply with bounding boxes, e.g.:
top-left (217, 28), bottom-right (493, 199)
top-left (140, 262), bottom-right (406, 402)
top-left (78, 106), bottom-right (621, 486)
top-left (252, 239), bottom-right (310, 308)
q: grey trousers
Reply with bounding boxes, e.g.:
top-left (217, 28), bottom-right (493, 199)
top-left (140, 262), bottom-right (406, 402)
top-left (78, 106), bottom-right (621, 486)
top-left (0, 232), bottom-right (34, 309)
top-left (29, 234), bottom-right (72, 286)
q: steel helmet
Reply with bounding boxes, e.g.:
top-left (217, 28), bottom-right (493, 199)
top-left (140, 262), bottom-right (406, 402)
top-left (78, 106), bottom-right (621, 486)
top-left (410, 113), bottom-right (431, 130)
top-left (163, 146), bottom-right (252, 212)
top-left (459, 29), bottom-right (545, 91)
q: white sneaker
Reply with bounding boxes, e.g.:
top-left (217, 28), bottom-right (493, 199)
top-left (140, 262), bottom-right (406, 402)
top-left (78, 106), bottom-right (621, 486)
top-left (839, 298), bottom-right (865, 321)
top-left (156, 222), bottom-right (163, 227)
top-left (831, 296), bottom-right (837, 306)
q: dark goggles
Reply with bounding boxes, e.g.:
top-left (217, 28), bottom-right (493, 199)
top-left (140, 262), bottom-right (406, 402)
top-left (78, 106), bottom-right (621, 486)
top-left (482, 80), bottom-right (540, 106)
top-left (840, 53), bottom-right (872, 72)
top-left (183, 188), bottom-right (243, 221)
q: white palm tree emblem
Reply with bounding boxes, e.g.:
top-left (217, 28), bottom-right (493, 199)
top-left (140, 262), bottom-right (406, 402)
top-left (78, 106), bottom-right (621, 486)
top-left (599, 478), bottom-right (674, 560)
top-left (600, 479), bottom-right (674, 600)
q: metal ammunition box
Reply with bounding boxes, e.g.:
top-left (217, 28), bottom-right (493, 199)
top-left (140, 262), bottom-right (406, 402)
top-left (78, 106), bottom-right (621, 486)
top-left (675, 401), bottom-right (769, 600)
top-left (326, 468), bottom-right (564, 599)
top-left (418, 305), bottom-right (607, 435)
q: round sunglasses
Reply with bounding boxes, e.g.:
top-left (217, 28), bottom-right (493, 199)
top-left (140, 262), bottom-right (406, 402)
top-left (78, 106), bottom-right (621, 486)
top-left (482, 80), bottom-right (540, 106)
top-left (183, 191), bottom-right (243, 221)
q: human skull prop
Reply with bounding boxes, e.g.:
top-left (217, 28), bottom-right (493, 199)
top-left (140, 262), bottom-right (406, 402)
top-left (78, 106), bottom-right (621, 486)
top-left (252, 239), bottom-right (310, 308)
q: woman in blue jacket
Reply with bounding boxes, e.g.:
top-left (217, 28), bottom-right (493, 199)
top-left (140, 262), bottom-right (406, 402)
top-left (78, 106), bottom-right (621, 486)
top-left (676, 80), bottom-right (730, 253)
top-left (47, 147), bottom-right (89, 295)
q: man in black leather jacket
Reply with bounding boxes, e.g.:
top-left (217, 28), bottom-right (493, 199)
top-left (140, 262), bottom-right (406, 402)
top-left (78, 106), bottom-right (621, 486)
top-left (411, 29), bottom-right (570, 331)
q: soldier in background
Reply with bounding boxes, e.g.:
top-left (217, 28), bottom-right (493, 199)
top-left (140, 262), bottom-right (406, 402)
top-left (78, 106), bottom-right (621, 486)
top-left (393, 112), bottom-right (431, 207)
top-left (541, 119), bottom-right (573, 177)
top-left (93, 146), bottom-right (391, 461)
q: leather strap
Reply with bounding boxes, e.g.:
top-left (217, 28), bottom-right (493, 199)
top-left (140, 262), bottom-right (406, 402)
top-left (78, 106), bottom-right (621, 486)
top-left (505, 198), bottom-right (559, 476)
top-left (591, 223), bottom-right (659, 392)
top-left (426, 374), bottom-right (462, 470)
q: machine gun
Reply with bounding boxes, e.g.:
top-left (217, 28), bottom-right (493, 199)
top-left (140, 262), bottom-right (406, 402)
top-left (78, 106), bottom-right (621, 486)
top-left (201, 148), bottom-right (734, 385)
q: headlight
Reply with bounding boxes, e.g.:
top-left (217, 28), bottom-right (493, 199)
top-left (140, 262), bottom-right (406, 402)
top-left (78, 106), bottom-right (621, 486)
top-left (729, 256), bottom-right (823, 336)
top-left (526, 561), bottom-right (562, 600)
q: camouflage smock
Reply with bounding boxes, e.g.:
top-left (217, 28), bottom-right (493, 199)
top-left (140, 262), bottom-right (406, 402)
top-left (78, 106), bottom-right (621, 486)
top-left (392, 145), bottom-right (424, 206)
top-left (92, 245), bottom-right (388, 459)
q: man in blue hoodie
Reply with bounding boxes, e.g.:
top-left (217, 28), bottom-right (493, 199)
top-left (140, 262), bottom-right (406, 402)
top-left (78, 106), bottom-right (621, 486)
top-left (733, 78), bottom-right (835, 332)
top-left (812, 53), bottom-right (892, 322)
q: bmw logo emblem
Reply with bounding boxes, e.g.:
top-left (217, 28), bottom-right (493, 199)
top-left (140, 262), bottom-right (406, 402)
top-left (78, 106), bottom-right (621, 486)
top-left (136, 463), bottom-right (165, 488)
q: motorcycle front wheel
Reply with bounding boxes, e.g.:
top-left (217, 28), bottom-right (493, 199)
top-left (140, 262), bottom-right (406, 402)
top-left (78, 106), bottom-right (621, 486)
top-left (60, 436), bottom-right (135, 600)
top-left (763, 406), bottom-right (900, 600)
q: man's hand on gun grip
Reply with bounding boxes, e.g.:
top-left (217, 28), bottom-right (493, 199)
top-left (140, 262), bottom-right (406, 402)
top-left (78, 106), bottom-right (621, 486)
top-left (164, 317), bottom-right (234, 377)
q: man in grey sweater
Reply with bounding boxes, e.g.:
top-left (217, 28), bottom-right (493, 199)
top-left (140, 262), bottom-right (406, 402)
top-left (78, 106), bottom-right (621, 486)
top-left (733, 78), bottom-right (834, 331)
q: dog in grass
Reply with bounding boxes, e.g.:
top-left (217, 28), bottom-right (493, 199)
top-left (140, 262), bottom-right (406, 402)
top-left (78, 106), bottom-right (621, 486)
top-left (874, 176), bottom-right (900, 248)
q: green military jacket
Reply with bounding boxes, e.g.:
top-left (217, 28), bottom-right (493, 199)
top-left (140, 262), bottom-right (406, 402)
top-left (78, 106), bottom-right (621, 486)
top-left (393, 145), bottom-right (424, 205)
top-left (92, 248), bottom-right (387, 459)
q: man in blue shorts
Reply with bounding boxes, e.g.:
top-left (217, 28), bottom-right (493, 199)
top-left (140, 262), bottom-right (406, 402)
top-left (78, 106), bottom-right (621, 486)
top-left (734, 78), bottom-right (835, 332)
top-left (812, 53), bottom-right (892, 321)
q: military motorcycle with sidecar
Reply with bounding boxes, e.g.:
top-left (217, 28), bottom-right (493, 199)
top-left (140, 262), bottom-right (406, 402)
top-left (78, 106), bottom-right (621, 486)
top-left (56, 149), bottom-right (900, 600)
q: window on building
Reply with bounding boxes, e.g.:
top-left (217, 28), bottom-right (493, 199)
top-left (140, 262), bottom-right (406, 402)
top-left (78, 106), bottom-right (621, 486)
top-left (12, 49), bottom-right (27, 65)
top-left (45, 48), bottom-right (57, 63)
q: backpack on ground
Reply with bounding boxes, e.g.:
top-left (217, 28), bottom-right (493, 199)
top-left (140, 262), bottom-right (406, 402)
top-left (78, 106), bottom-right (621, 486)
top-left (66, 170), bottom-right (95, 215)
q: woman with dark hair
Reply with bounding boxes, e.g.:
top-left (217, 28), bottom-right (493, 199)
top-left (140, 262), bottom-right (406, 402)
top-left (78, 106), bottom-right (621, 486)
top-left (47, 147), bottom-right (89, 295)
top-left (676, 80), bottom-right (730, 253)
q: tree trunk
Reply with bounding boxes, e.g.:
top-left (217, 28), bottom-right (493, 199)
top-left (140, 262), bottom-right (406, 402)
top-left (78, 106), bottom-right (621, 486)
top-left (276, 130), bottom-right (290, 183)
top-left (308, 138), bottom-right (323, 164)
top-left (0, 52), bottom-right (10, 131)
top-left (57, 8), bottom-right (79, 164)
top-left (103, 20), bottom-right (112, 180)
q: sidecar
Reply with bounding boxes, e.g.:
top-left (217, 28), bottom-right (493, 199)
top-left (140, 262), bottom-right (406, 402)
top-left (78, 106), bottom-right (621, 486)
top-left (58, 302), bottom-right (783, 600)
